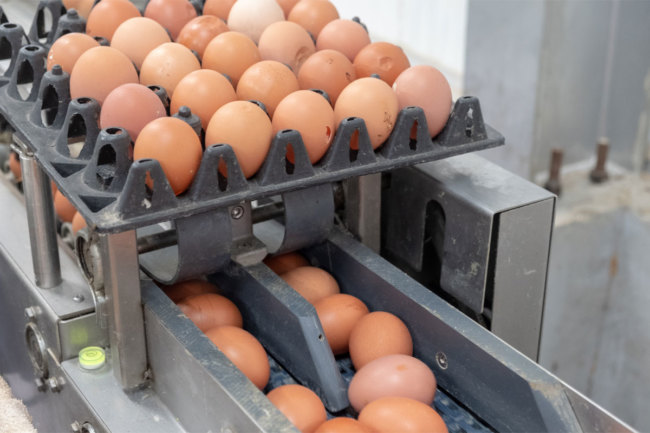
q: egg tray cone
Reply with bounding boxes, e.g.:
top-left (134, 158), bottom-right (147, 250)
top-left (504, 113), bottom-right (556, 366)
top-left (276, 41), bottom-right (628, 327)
top-left (0, 5), bottom-right (504, 234)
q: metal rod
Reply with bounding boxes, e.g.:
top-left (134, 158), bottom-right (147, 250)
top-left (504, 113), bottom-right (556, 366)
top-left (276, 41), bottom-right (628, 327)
top-left (135, 203), bottom-right (286, 255)
top-left (99, 230), bottom-right (147, 390)
top-left (14, 137), bottom-right (61, 289)
top-left (137, 230), bottom-right (177, 254)
top-left (543, 148), bottom-right (563, 196)
top-left (589, 137), bottom-right (610, 183)
top-left (251, 202), bottom-right (284, 224)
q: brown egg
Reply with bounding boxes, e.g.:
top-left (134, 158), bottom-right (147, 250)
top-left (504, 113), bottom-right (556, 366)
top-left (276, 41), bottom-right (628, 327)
top-left (272, 90), bottom-right (335, 164)
top-left (70, 46), bottom-right (138, 105)
top-left (314, 294), bottom-right (368, 355)
top-left (353, 42), bottom-right (410, 86)
top-left (348, 355), bottom-right (436, 412)
top-left (71, 211), bottom-right (87, 234)
top-left (349, 311), bottom-right (413, 370)
top-left (101, 83), bottom-right (167, 141)
top-left (276, 0), bottom-right (300, 17)
top-left (177, 15), bottom-right (229, 59)
top-left (227, 0), bottom-right (285, 44)
top-left (54, 190), bottom-right (76, 223)
top-left (144, 0), bottom-right (198, 41)
top-left (202, 31), bottom-right (261, 88)
top-left (358, 397), bottom-right (448, 433)
top-left (9, 152), bottom-right (21, 182)
top-left (315, 417), bottom-right (375, 433)
top-left (264, 252), bottom-right (309, 275)
top-left (258, 21), bottom-right (315, 74)
top-left (203, 0), bottom-right (236, 21)
top-left (237, 60), bottom-right (299, 117)
top-left (85, 0), bottom-right (141, 42)
top-left (62, 0), bottom-right (95, 19)
top-left (206, 326), bottom-right (270, 389)
top-left (393, 65), bottom-right (453, 138)
top-left (288, 0), bottom-right (338, 39)
top-left (178, 293), bottom-right (243, 331)
top-left (133, 117), bottom-right (203, 195)
top-left (205, 101), bottom-right (273, 178)
top-left (298, 49), bottom-right (355, 105)
top-left (280, 266), bottom-right (339, 305)
top-left (317, 20), bottom-right (370, 63)
top-left (111, 17), bottom-right (171, 70)
top-left (140, 42), bottom-right (201, 96)
top-left (162, 279), bottom-right (218, 303)
top-left (170, 69), bottom-right (236, 130)
top-left (267, 384), bottom-right (327, 433)
top-left (47, 33), bottom-right (100, 74)
top-left (334, 77), bottom-right (399, 149)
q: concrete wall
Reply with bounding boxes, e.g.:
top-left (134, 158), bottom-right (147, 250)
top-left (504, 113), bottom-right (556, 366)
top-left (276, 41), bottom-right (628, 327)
top-left (539, 171), bottom-right (650, 430)
top-left (465, 0), bottom-right (650, 179)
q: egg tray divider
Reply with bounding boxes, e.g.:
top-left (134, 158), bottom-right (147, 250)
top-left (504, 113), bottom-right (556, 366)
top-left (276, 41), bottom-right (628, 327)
top-left (0, 10), bottom-right (504, 235)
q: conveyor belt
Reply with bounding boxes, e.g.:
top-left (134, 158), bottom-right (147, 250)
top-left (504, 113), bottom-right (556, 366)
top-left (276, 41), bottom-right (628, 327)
top-left (267, 355), bottom-right (493, 432)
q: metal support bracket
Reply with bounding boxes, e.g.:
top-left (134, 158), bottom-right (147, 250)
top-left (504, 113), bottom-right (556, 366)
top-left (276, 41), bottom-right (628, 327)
top-left (14, 134), bottom-right (61, 289)
top-left (98, 230), bottom-right (147, 390)
top-left (382, 153), bottom-right (555, 360)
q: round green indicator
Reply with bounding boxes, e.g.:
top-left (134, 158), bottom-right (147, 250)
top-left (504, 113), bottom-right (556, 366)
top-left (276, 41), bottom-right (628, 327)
top-left (79, 346), bottom-right (105, 370)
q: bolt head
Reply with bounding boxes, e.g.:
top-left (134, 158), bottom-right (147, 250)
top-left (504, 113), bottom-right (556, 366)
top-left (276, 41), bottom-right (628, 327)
top-left (231, 206), bottom-right (244, 219)
top-left (34, 378), bottom-right (46, 392)
top-left (47, 377), bottom-right (61, 392)
top-left (435, 352), bottom-right (448, 370)
top-left (24, 307), bottom-right (37, 319)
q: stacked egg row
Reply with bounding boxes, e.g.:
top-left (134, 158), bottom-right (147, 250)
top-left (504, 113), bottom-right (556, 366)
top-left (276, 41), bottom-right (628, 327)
top-left (162, 252), bottom-right (449, 433)
top-left (48, 0), bottom-right (453, 196)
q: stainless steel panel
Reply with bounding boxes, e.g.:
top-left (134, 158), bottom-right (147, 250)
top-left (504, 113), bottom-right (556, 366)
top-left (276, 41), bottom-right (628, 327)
top-left (491, 199), bottom-right (554, 359)
top-left (98, 231), bottom-right (147, 390)
top-left (142, 281), bottom-right (298, 433)
top-left (61, 357), bottom-right (185, 433)
top-left (383, 153), bottom-right (554, 360)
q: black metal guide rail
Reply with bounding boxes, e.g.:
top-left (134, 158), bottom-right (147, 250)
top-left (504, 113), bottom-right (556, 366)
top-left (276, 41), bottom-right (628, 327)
top-left (0, 2), bottom-right (504, 234)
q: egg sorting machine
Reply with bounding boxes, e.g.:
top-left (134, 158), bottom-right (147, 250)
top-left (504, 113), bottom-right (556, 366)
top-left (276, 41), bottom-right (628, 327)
top-left (0, 1), bottom-right (635, 432)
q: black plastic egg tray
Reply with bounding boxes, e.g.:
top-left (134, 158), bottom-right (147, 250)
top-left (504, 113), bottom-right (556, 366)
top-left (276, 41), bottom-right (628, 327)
top-left (0, 3), bottom-right (504, 234)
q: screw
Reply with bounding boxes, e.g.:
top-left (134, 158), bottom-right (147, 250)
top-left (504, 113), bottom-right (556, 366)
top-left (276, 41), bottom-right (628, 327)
top-left (590, 137), bottom-right (610, 183)
top-left (435, 352), bottom-right (448, 370)
top-left (80, 422), bottom-right (97, 433)
top-left (34, 378), bottom-right (46, 392)
top-left (47, 377), bottom-right (62, 392)
top-left (543, 148), bottom-right (563, 196)
top-left (24, 306), bottom-right (40, 319)
top-left (72, 294), bottom-right (85, 303)
top-left (231, 205), bottom-right (244, 219)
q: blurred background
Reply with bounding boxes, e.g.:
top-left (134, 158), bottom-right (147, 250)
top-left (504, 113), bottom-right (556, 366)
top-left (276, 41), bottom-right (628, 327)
top-left (330, 0), bottom-right (650, 429)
